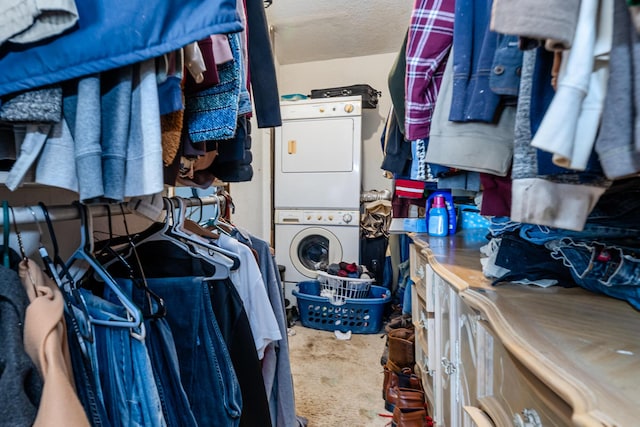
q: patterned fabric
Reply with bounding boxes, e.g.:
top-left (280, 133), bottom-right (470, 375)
top-left (395, 178), bottom-right (426, 199)
top-left (404, 0), bottom-right (455, 141)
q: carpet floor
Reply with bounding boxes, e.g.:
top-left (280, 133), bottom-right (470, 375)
top-left (288, 325), bottom-right (392, 427)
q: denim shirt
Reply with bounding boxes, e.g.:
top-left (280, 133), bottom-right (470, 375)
top-left (449, 0), bottom-right (522, 123)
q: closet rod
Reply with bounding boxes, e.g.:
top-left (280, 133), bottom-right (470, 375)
top-left (0, 195), bottom-right (225, 227)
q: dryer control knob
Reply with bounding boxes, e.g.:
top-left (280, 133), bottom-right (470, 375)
top-left (306, 215), bottom-right (312, 220)
top-left (343, 213), bottom-right (353, 223)
top-left (328, 215), bottom-right (334, 221)
top-left (317, 215), bottom-right (322, 220)
top-left (344, 104), bottom-right (354, 113)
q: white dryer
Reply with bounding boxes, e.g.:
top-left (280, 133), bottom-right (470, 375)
top-left (275, 209), bottom-right (360, 307)
top-left (274, 96), bottom-right (362, 210)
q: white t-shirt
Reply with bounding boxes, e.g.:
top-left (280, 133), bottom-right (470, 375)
top-left (218, 233), bottom-right (282, 359)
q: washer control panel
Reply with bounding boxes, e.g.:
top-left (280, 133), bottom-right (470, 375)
top-left (280, 96), bottom-right (362, 120)
top-left (275, 209), bottom-right (360, 226)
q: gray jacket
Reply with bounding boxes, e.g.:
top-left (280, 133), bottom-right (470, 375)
top-left (0, 265), bottom-right (42, 427)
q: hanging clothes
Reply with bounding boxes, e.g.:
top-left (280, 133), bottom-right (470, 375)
top-left (217, 233), bottom-right (282, 360)
top-left (404, 0), bottom-right (455, 141)
top-left (245, 0), bottom-right (282, 128)
top-left (232, 231), bottom-right (298, 427)
top-left (110, 278), bottom-right (199, 427)
top-left (0, 0), bottom-right (79, 47)
top-left (107, 237), bottom-right (273, 427)
top-left (113, 276), bottom-right (241, 427)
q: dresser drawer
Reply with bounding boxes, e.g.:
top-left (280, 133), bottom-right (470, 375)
top-left (409, 244), bottom-right (427, 302)
top-left (412, 284), bottom-right (437, 375)
top-left (415, 330), bottom-right (436, 419)
top-left (476, 321), bottom-right (573, 427)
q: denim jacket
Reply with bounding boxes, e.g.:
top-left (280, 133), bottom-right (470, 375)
top-left (449, 0), bottom-right (522, 123)
top-left (490, 35), bottom-right (523, 97)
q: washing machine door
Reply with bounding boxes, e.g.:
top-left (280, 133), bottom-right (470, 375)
top-left (290, 227), bottom-right (343, 279)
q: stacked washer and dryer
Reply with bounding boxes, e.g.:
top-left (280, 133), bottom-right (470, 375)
top-left (274, 96), bottom-right (363, 307)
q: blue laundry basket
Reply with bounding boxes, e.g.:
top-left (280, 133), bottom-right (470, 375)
top-left (293, 280), bottom-right (390, 334)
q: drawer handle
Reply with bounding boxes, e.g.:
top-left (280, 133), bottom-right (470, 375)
top-left (441, 357), bottom-right (457, 376)
top-left (418, 312), bottom-right (428, 329)
top-left (513, 408), bottom-right (542, 427)
top-left (418, 358), bottom-right (434, 377)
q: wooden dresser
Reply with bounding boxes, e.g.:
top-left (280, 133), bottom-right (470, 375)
top-left (408, 230), bottom-right (640, 427)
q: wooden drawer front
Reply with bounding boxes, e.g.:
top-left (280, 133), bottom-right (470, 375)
top-left (410, 244), bottom-right (427, 302)
top-left (458, 302), bottom-right (480, 426)
top-left (464, 406), bottom-right (496, 427)
top-left (476, 321), bottom-right (573, 427)
top-left (411, 281), bottom-right (424, 328)
top-left (415, 330), bottom-right (437, 420)
top-left (424, 262), bottom-right (436, 313)
top-left (413, 287), bottom-right (437, 376)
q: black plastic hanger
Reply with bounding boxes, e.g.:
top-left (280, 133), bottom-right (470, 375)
top-left (65, 202), bottom-right (144, 337)
top-left (116, 203), bottom-right (167, 319)
top-left (36, 202), bottom-right (94, 348)
top-left (3, 201), bottom-right (10, 268)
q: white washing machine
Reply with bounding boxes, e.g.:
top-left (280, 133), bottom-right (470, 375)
top-left (274, 96), bottom-right (362, 210)
top-left (275, 209), bottom-right (360, 307)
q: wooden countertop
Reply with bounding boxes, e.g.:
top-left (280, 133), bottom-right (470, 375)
top-left (409, 229), bottom-right (493, 292)
top-left (409, 230), bottom-right (640, 427)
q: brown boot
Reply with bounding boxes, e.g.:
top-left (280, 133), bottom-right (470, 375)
top-left (387, 328), bottom-right (415, 369)
top-left (384, 314), bottom-right (414, 334)
top-left (391, 406), bottom-right (433, 427)
top-left (385, 386), bottom-right (425, 413)
top-left (382, 365), bottom-right (423, 400)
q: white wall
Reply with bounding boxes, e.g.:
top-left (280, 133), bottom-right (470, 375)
top-left (277, 53), bottom-right (396, 193)
top-left (229, 123), bottom-right (272, 243)
top-left (231, 52), bottom-right (398, 244)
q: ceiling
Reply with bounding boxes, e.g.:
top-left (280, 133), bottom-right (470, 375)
top-left (265, 0), bottom-right (413, 65)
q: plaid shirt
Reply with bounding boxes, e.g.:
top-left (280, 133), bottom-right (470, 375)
top-left (405, 0), bottom-right (455, 141)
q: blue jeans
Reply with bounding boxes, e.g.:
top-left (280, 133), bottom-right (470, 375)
top-left (548, 238), bottom-right (640, 310)
top-left (520, 223), bottom-right (640, 245)
top-left (65, 303), bottom-right (112, 427)
top-left (81, 290), bottom-right (166, 427)
top-left (489, 217), bottom-right (522, 237)
top-left (144, 277), bottom-right (242, 427)
top-left (402, 280), bottom-right (413, 315)
top-left (112, 278), bottom-right (198, 427)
